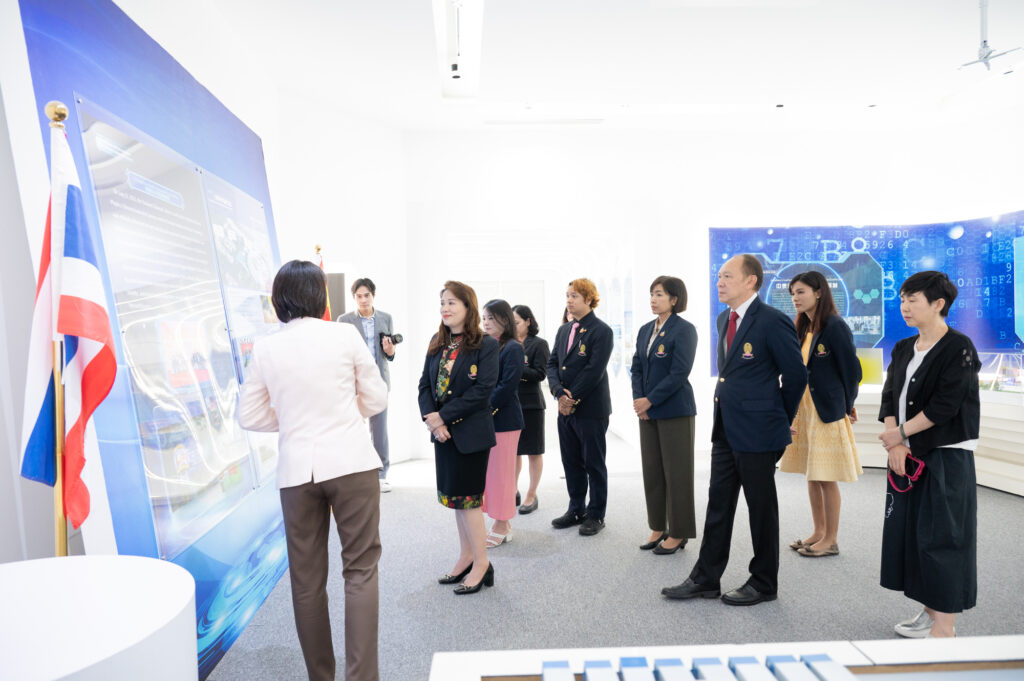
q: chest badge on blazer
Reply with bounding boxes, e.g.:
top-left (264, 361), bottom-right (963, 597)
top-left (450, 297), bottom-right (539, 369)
top-left (578, 343), bottom-right (587, 357)
top-left (655, 344), bottom-right (667, 358)
top-left (659, 331), bottom-right (665, 337)
top-left (469, 364), bottom-right (478, 379)
top-left (741, 342), bottom-right (754, 359)
top-left (816, 343), bottom-right (828, 357)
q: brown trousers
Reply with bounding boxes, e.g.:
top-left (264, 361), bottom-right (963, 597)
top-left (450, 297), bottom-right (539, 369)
top-left (639, 415), bottom-right (697, 539)
top-left (280, 469), bottom-right (381, 681)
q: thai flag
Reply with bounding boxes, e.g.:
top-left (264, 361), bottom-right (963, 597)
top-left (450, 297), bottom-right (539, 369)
top-left (20, 125), bottom-right (116, 529)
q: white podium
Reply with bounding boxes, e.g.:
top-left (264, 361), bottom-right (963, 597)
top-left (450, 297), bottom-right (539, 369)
top-left (0, 555), bottom-right (197, 681)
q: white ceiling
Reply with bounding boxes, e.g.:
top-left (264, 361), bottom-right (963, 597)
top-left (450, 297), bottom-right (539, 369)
top-left (118, 0), bottom-right (1024, 133)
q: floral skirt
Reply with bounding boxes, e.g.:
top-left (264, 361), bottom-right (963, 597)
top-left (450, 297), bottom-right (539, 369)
top-left (434, 438), bottom-right (489, 509)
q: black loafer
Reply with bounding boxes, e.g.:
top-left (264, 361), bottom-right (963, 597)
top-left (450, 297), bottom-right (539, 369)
top-left (640, 532), bottom-right (668, 550)
top-left (721, 584), bottom-right (777, 606)
top-left (652, 538), bottom-right (687, 555)
top-left (578, 517), bottom-right (605, 536)
top-left (661, 578), bottom-right (720, 600)
top-left (518, 497), bottom-right (538, 514)
top-left (551, 509), bottom-right (586, 529)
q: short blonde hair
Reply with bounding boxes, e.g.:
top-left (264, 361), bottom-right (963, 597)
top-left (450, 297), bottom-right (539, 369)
top-left (568, 278), bottom-right (600, 309)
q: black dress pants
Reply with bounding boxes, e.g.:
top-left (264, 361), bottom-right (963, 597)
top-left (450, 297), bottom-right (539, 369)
top-left (690, 440), bottom-right (782, 594)
top-left (557, 413), bottom-right (609, 520)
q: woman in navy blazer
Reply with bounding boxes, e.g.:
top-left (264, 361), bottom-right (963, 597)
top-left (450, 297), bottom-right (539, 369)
top-left (630, 276), bottom-right (698, 555)
top-left (480, 300), bottom-right (524, 547)
top-left (418, 281), bottom-right (499, 594)
top-left (512, 305), bottom-right (550, 514)
top-left (778, 271), bottom-right (862, 558)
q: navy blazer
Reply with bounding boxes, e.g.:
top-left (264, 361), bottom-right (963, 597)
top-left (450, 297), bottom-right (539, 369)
top-left (545, 310), bottom-right (613, 418)
top-left (491, 340), bottom-right (525, 432)
top-left (713, 296), bottom-right (807, 453)
top-left (630, 314), bottom-right (698, 420)
top-left (517, 335), bottom-right (550, 411)
top-left (804, 316), bottom-right (861, 423)
top-left (417, 335), bottom-right (498, 453)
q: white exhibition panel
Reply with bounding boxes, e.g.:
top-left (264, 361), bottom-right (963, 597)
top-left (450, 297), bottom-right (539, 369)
top-left (0, 555), bottom-right (197, 681)
top-left (429, 636), bottom-right (1024, 680)
top-left (429, 640), bottom-right (873, 681)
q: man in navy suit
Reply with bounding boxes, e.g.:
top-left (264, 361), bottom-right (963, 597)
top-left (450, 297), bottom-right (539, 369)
top-left (546, 279), bottom-right (613, 536)
top-left (662, 254), bottom-right (806, 605)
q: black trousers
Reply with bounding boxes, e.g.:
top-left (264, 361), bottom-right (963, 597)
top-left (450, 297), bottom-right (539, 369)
top-left (557, 413), bottom-right (609, 520)
top-left (690, 440), bottom-right (782, 594)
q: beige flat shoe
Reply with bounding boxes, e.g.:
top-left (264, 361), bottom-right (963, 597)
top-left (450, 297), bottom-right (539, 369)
top-left (789, 539), bottom-right (806, 550)
top-left (797, 543), bottom-right (839, 557)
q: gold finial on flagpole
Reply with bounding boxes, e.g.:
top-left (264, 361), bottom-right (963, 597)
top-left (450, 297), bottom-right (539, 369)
top-left (44, 101), bottom-right (69, 556)
top-left (45, 101), bottom-right (69, 129)
top-left (315, 244), bottom-right (322, 256)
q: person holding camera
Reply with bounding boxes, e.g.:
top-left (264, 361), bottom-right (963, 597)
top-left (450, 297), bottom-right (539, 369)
top-left (878, 271), bottom-right (980, 639)
top-left (339, 278), bottom-right (399, 492)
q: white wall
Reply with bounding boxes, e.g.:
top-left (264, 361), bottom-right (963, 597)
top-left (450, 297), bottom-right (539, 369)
top-left (401, 92), bottom-right (1024, 456)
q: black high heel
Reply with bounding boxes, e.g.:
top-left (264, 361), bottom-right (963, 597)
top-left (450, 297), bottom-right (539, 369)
top-left (640, 532), bottom-right (668, 550)
top-left (453, 563), bottom-right (494, 594)
top-left (438, 563), bottom-right (473, 584)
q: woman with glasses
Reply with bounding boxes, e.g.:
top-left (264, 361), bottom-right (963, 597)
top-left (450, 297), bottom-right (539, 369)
top-left (779, 271), bottom-right (862, 558)
top-left (877, 271), bottom-right (980, 639)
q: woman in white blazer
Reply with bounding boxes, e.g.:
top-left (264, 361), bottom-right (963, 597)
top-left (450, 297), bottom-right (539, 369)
top-left (238, 260), bottom-right (388, 681)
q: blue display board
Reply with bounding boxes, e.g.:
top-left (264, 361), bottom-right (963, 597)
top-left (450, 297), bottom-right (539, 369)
top-left (708, 211), bottom-right (1024, 384)
top-left (19, 1), bottom-right (286, 677)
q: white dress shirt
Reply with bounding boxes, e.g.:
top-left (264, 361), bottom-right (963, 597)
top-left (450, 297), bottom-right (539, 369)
top-left (721, 293), bottom-right (758, 354)
top-left (238, 317), bottom-right (388, 488)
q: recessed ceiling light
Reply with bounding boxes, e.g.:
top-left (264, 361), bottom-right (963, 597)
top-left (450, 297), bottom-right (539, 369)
top-left (775, 104), bottom-right (784, 108)
top-left (868, 104), bottom-right (877, 108)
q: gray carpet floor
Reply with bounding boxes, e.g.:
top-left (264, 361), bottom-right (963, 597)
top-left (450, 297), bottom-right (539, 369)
top-left (208, 434), bottom-right (1024, 681)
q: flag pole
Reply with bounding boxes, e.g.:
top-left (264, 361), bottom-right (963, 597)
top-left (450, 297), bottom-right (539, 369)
top-left (45, 101), bottom-right (69, 557)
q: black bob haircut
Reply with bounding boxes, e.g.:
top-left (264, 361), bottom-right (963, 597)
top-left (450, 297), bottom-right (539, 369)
top-left (650, 275), bottom-right (687, 313)
top-left (512, 304), bottom-right (539, 337)
top-left (900, 270), bottom-right (958, 317)
top-left (272, 260), bottom-right (327, 323)
top-left (350, 277), bottom-right (376, 296)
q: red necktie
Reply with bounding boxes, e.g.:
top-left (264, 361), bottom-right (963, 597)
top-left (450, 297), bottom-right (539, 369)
top-left (566, 322), bottom-right (580, 352)
top-left (726, 310), bottom-right (739, 351)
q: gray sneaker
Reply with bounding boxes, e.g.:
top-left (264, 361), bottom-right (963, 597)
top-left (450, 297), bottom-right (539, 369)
top-left (894, 609), bottom-right (933, 638)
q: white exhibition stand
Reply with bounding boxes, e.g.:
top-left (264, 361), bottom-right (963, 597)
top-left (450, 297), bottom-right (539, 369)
top-left (0, 555), bottom-right (198, 681)
top-left (429, 635), bottom-right (1024, 680)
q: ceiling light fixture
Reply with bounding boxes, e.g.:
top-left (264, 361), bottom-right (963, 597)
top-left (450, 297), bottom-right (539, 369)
top-left (432, 0), bottom-right (484, 98)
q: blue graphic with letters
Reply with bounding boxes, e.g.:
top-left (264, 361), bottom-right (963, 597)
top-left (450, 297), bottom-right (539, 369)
top-left (709, 210), bottom-right (1024, 374)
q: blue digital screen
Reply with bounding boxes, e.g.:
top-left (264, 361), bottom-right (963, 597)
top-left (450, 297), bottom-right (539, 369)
top-left (708, 210), bottom-right (1024, 375)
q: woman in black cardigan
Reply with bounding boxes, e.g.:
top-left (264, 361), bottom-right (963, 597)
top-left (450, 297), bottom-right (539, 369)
top-left (878, 271), bottom-right (980, 638)
top-left (512, 304), bottom-right (550, 514)
top-left (418, 281), bottom-right (499, 594)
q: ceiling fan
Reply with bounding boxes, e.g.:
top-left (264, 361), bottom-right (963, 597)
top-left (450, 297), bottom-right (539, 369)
top-left (960, 0), bottom-right (1021, 71)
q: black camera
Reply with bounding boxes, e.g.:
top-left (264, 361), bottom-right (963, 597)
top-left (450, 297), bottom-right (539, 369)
top-left (379, 332), bottom-right (404, 346)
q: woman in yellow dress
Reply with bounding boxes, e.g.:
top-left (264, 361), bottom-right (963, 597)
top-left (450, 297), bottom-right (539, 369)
top-left (779, 271), bottom-right (862, 557)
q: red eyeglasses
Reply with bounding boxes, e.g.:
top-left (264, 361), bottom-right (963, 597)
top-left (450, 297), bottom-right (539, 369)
top-left (888, 453), bottom-right (926, 493)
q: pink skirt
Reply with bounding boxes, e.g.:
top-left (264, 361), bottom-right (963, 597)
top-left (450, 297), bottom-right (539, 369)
top-left (482, 430), bottom-right (521, 521)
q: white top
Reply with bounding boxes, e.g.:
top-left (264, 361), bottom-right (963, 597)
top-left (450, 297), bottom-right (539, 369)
top-left (646, 319), bottom-right (665, 356)
top-left (898, 342), bottom-right (977, 452)
top-left (238, 317), bottom-right (389, 488)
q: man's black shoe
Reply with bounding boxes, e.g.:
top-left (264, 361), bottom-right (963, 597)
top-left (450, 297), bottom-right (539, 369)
top-left (661, 578), bottom-right (720, 600)
top-left (721, 583), bottom-right (777, 606)
top-left (578, 517), bottom-right (605, 536)
top-left (551, 509), bottom-right (586, 529)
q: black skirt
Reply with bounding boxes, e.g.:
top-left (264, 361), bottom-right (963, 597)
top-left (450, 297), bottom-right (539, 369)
top-left (517, 409), bottom-right (545, 455)
top-left (434, 439), bottom-right (489, 509)
top-left (880, 447), bottom-right (977, 613)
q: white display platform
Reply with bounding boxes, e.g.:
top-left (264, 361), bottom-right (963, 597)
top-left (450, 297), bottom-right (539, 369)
top-left (429, 635), bottom-right (1024, 680)
top-left (0, 555), bottom-right (197, 681)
